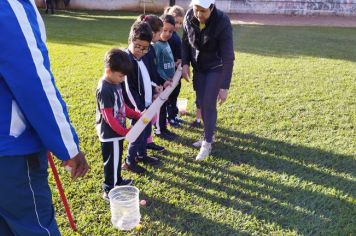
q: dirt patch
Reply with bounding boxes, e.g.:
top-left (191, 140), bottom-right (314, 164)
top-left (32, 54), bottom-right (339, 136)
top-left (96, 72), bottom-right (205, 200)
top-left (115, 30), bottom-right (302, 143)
top-left (229, 13), bottom-right (356, 27)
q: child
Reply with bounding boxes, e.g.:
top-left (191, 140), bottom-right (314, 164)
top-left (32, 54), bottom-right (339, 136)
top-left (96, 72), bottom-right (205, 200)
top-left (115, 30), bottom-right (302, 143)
top-left (45, 0), bottom-right (54, 14)
top-left (164, 5), bottom-right (186, 128)
top-left (122, 21), bottom-right (162, 174)
top-left (153, 14), bottom-right (177, 140)
top-left (96, 48), bottom-right (141, 201)
top-left (136, 14), bottom-right (166, 152)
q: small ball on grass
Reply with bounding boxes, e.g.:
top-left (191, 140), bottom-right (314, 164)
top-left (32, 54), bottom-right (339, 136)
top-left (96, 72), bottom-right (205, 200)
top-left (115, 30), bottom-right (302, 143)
top-left (135, 223), bottom-right (143, 231)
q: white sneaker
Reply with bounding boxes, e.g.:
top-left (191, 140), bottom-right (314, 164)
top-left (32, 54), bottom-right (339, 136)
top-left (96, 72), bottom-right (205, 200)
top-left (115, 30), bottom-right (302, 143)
top-left (195, 141), bottom-right (212, 161)
top-left (192, 139), bottom-right (203, 148)
top-left (192, 136), bottom-right (214, 148)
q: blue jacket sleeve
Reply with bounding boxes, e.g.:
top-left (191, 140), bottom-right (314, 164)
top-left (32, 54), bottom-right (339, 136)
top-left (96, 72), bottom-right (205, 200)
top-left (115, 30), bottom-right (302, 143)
top-left (0, 0), bottom-right (80, 160)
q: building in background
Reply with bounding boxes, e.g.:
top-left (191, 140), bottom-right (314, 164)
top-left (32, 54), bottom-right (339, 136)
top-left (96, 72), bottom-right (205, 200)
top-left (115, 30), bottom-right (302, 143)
top-left (35, 0), bottom-right (356, 16)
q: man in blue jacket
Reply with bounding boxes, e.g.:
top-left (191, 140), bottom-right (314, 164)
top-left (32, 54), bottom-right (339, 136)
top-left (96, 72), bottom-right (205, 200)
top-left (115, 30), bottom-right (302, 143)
top-left (0, 0), bottom-right (90, 235)
top-left (182, 0), bottom-right (235, 161)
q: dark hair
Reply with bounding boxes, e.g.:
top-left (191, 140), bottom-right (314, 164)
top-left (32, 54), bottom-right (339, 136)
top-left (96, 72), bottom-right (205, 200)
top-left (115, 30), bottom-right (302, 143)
top-left (136, 14), bottom-right (163, 33)
top-left (128, 21), bottom-right (153, 44)
top-left (160, 14), bottom-right (175, 26)
top-left (104, 48), bottom-right (132, 75)
top-left (164, 5), bottom-right (185, 18)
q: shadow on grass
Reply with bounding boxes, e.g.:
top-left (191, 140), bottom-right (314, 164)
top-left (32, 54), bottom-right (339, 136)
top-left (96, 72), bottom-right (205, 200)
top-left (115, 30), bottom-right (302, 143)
top-left (214, 127), bottom-right (355, 191)
top-left (234, 25), bottom-right (356, 62)
top-left (151, 126), bottom-right (355, 234)
top-left (141, 195), bottom-right (244, 236)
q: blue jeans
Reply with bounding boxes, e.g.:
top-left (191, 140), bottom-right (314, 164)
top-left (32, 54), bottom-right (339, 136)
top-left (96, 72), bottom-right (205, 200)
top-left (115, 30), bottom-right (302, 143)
top-left (0, 151), bottom-right (61, 236)
top-left (194, 69), bottom-right (223, 143)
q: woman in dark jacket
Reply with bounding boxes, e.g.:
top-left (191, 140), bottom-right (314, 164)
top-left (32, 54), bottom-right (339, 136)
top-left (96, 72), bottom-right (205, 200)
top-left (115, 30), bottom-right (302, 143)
top-left (182, 0), bottom-right (235, 161)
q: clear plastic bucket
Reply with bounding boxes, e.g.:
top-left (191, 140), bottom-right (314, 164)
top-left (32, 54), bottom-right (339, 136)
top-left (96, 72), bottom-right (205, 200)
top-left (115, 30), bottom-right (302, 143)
top-left (108, 186), bottom-right (141, 230)
top-left (177, 98), bottom-right (188, 115)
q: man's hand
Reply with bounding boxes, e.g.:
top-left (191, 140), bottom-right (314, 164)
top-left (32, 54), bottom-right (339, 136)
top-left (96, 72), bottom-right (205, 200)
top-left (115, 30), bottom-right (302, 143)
top-left (218, 89), bottom-right (229, 105)
top-left (182, 65), bottom-right (190, 82)
top-left (62, 151), bottom-right (89, 180)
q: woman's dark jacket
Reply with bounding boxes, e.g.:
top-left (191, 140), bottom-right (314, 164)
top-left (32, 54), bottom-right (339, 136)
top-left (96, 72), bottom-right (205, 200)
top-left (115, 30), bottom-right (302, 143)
top-left (182, 7), bottom-right (235, 89)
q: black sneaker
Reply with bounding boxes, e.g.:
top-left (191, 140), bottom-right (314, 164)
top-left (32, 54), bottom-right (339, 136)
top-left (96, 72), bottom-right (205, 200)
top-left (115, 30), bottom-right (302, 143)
top-left (122, 162), bottom-right (146, 174)
top-left (189, 120), bottom-right (203, 128)
top-left (175, 116), bottom-right (184, 124)
top-left (169, 119), bottom-right (181, 128)
top-left (163, 129), bottom-right (176, 137)
top-left (156, 131), bottom-right (176, 140)
top-left (117, 178), bottom-right (133, 186)
top-left (136, 156), bottom-right (161, 166)
top-left (147, 142), bottom-right (165, 152)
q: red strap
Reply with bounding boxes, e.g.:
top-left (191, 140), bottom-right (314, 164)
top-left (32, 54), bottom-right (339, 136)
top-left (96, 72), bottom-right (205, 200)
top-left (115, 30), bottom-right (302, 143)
top-left (102, 108), bottom-right (129, 136)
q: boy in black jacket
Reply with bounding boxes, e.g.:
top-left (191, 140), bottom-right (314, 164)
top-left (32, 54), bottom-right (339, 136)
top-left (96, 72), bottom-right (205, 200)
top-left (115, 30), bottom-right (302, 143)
top-left (122, 21), bottom-right (163, 174)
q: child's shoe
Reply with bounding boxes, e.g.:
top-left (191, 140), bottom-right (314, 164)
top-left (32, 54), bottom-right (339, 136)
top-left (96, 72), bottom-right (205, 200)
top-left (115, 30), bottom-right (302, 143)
top-left (175, 116), bottom-right (184, 124)
top-left (156, 129), bottom-right (176, 140)
top-left (122, 162), bottom-right (146, 174)
top-left (117, 178), bottom-right (133, 186)
top-left (169, 119), bottom-right (181, 128)
top-left (136, 155), bottom-right (161, 166)
top-left (146, 142), bottom-right (165, 152)
top-left (189, 120), bottom-right (202, 128)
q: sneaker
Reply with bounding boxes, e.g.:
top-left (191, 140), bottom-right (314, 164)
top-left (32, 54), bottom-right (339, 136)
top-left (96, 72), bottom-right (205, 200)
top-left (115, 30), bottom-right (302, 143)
top-left (189, 120), bottom-right (202, 128)
top-left (193, 136), bottom-right (214, 148)
top-left (156, 130), bottom-right (176, 140)
top-left (147, 142), bottom-right (165, 152)
top-left (195, 141), bottom-right (212, 161)
top-left (175, 116), bottom-right (184, 124)
top-left (164, 129), bottom-right (176, 137)
top-left (122, 162), bottom-right (146, 174)
top-left (136, 156), bottom-right (161, 166)
top-left (192, 139), bottom-right (203, 148)
top-left (169, 119), bottom-right (181, 128)
top-left (117, 178), bottom-right (133, 186)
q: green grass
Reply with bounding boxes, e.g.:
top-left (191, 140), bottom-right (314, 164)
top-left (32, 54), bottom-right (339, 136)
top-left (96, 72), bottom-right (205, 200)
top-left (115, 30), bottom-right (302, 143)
top-left (41, 10), bottom-right (355, 235)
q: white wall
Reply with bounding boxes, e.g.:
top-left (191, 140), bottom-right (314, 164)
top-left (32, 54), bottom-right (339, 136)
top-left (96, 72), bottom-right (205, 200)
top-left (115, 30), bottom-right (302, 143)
top-left (36, 0), bottom-right (356, 16)
top-left (35, 0), bottom-right (169, 12)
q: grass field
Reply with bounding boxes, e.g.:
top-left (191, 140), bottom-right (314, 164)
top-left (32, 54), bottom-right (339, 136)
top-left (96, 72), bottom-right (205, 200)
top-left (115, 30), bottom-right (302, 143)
top-left (41, 10), bottom-right (355, 235)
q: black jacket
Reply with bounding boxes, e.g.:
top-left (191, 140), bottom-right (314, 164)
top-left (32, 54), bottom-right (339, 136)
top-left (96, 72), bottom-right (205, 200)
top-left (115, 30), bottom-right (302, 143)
top-left (182, 7), bottom-right (235, 89)
top-left (122, 47), bottom-right (161, 112)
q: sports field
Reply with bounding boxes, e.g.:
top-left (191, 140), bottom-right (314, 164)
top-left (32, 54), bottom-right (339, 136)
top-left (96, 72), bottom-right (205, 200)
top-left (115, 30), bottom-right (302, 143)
top-left (42, 10), bottom-right (356, 235)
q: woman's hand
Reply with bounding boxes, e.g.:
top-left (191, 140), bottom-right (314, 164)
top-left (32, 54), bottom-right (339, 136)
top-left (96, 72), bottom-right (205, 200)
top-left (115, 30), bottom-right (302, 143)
top-left (218, 89), bottom-right (228, 105)
top-left (182, 64), bottom-right (190, 82)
